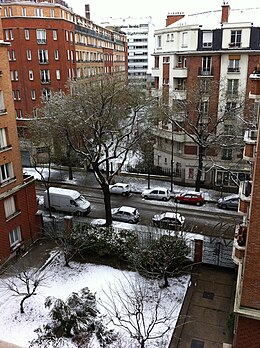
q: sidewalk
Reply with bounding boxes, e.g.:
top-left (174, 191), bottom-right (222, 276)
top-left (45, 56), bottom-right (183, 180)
top-left (170, 265), bottom-right (236, 348)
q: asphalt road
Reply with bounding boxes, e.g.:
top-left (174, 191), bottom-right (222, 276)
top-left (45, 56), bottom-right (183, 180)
top-left (36, 182), bottom-right (242, 239)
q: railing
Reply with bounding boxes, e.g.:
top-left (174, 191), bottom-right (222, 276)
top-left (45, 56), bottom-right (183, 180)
top-left (227, 67), bottom-right (240, 73)
top-left (198, 67), bottom-right (214, 76)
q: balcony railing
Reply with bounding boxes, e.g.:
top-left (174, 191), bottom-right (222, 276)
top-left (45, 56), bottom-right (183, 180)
top-left (227, 67), bottom-right (240, 73)
top-left (198, 67), bottom-right (214, 76)
top-left (229, 42), bottom-right (241, 48)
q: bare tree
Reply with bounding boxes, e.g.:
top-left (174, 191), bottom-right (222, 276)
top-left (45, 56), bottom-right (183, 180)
top-left (155, 78), bottom-right (246, 191)
top-left (101, 274), bottom-right (180, 348)
top-left (2, 266), bottom-right (48, 314)
top-left (36, 77), bottom-right (154, 226)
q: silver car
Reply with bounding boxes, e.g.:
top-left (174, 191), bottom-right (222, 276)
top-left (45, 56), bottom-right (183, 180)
top-left (109, 183), bottom-right (130, 196)
top-left (111, 206), bottom-right (140, 223)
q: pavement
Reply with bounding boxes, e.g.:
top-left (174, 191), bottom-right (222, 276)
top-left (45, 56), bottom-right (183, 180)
top-left (170, 264), bottom-right (236, 348)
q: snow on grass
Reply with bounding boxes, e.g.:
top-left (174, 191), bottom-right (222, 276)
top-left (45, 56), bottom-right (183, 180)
top-left (0, 255), bottom-right (190, 348)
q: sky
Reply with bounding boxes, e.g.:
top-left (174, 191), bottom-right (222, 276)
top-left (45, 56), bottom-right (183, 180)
top-left (66, 0), bottom-right (260, 28)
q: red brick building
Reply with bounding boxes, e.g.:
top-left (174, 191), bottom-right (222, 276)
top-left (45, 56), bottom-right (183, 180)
top-left (0, 0), bottom-right (128, 165)
top-left (232, 62), bottom-right (260, 347)
top-left (0, 7), bottom-right (42, 264)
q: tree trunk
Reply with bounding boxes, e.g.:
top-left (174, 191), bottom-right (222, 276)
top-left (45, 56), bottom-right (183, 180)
top-left (195, 145), bottom-right (205, 192)
top-left (163, 272), bottom-right (169, 288)
top-left (68, 165), bottom-right (73, 180)
top-left (102, 183), bottom-right (112, 226)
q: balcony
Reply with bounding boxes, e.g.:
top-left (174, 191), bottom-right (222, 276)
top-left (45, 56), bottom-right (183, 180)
top-left (244, 129), bottom-right (258, 144)
top-left (198, 67), bottom-right (214, 77)
top-left (249, 70), bottom-right (260, 80)
top-left (172, 67), bottom-right (187, 78)
top-left (172, 89), bottom-right (186, 100)
top-left (243, 143), bottom-right (256, 161)
top-left (227, 67), bottom-right (240, 73)
top-left (228, 42), bottom-right (241, 48)
top-left (239, 180), bottom-right (252, 202)
top-left (232, 224), bottom-right (247, 265)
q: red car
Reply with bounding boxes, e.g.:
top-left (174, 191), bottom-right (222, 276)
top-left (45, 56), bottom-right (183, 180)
top-left (174, 191), bottom-right (205, 206)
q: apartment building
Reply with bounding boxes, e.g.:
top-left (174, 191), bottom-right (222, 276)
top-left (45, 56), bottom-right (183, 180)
top-left (0, 0), bottom-right (128, 165)
top-left (232, 67), bottom-right (260, 346)
top-left (152, 3), bottom-right (260, 189)
top-left (100, 16), bottom-right (154, 87)
top-left (0, 7), bottom-right (42, 264)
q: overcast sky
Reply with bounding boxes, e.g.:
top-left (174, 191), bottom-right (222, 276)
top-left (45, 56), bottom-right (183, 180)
top-left (66, 0), bottom-right (260, 28)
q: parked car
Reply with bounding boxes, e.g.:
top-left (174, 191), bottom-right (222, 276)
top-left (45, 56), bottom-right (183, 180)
top-left (152, 212), bottom-right (185, 230)
top-left (141, 187), bottom-right (170, 201)
top-left (109, 183), bottom-right (130, 196)
top-left (111, 206), bottom-right (140, 223)
top-left (44, 187), bottom-right (91, 215)
top-left (174, 191), bottom-right (205, 206)
top-left (217, 194), bottom-right (239, 210)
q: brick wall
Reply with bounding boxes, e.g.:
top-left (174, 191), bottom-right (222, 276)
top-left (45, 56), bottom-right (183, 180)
top-left (234, 316), bottom-right (260, 348)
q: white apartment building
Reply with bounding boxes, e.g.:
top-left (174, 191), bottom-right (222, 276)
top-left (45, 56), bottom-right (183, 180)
top-left (152, 4), bottom-right (260, 189)
top-left (100, 16), bottom-right (155, 86)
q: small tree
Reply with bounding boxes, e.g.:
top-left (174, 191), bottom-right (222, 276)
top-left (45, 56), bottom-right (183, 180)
top-left (2, 266), bottom-right (48, 314)
top-left (30, 287), bottom-right (114, 347)
top-left (101, 275), bottom-right (179, 348)
top-left (130, 235), bottom-right (190, 288)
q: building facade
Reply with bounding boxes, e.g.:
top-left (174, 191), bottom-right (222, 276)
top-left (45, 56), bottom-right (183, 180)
top-left (152, 4), bottom-right (260, 189)
top-left (232, 65), bottom-right (260, 346)
top-left (0, 6), bottom-right (42, 264)
top-left (100, 16), bottom-right (155, 87)
top-left (0, 0), bottom-right (128, 165)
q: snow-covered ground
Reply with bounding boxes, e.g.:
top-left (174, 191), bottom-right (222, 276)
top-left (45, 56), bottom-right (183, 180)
top-left (0, 254), bottom-right (190, 348)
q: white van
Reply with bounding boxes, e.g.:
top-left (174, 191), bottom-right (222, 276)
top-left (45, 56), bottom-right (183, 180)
top-left (44, 187), bottom-right (91, 216)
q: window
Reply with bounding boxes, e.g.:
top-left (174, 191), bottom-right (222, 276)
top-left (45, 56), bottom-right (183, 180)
top-left (0, 128), bottom-right (7, 149)
top-left (4, 196), bottom-right (16, 219)
top-left (35, 8), bottom-right (43, 17)
top-left (227, 79), bottom-right (238, 95)
top-left (182, 32), bottom-right (188, 47)
top-left (200, 79), bottom-right (210, 93)
top-left (53, 30), bottom-right (57, 40)
top-left (38, 49), bottom-right (48, 64)
top-left (0, 91), bottom-right (6, 113)
top-left (36, 29), bottom-right (46, 44)
top-left (29, 70), bottom-right (34, 80)
top-left (67, 50), bottom-right (70, 60)
top-left (230, 30), bottom-right (242, 47)
top-left (157, 35), bottom-right (162, 48)
top-left (56, 69), bottom-right (61, 80)
top-left (22, 7), bottom-right (26, 16)
top-left (14, 70), bottom-right (18, 81)
top-left (31, 90), bottom-right (36, 100)
top-left (50, 9), bottom-right (54, 17)
top-left (222, 148), bottom-right (232, 160)
top-left (0, 162), bottom-right (14, 184)
top-left (54, 49), bottom-right (59, 60)
top-left (42, 88), bottom-right (51, 100)
top-left (27, 49), bottom-right (32, 60)
top-left (24, 29), bottom-right (30, 40)
top-left (228, 56), bottom-right (240, 72)
top-left (202, 31), bottom-right (213, 47)
top-left (40, 70), bottom-right (50, 83)
top-left (201, 56), bottom-right (212, 75)
top-left (5, 29), bottom-right (13, 41)
top-left (9, 226), bottom-right (22, 248)
top-left (200, 100), bottom-right (209, 115)
top-left (65, 30), bottom-right (69, 41)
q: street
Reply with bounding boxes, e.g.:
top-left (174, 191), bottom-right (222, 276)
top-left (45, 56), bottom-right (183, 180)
top-left (36, 182), bottom-right (242, 239)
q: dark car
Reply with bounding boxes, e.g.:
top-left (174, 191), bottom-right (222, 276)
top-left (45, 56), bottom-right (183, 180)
top-left (217, 194), bottom-right (239, 210)
top-left (152, 212), bottom-right (185, 230)
top-left (174, 191), bottom-right (205, 206)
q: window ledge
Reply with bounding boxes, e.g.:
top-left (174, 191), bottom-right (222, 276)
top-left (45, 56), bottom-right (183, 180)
top-left (5, 210), bottom-right (21, 223)
top-left (0, 176), bottom-right (16, 188)
top-left (0, 145), bottom-right (12, 153)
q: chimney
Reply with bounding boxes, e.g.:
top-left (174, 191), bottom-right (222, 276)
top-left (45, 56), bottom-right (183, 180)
top-left (85, 4), bottom-right (90, 20)
top-left (221, 2), bottom-right (230, 23)
top-left (166, 12), bottom-right (185, 27)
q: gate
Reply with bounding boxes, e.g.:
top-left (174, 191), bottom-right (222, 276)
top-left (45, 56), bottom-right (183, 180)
top-left (201, 236), bottom-right (234, 268)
